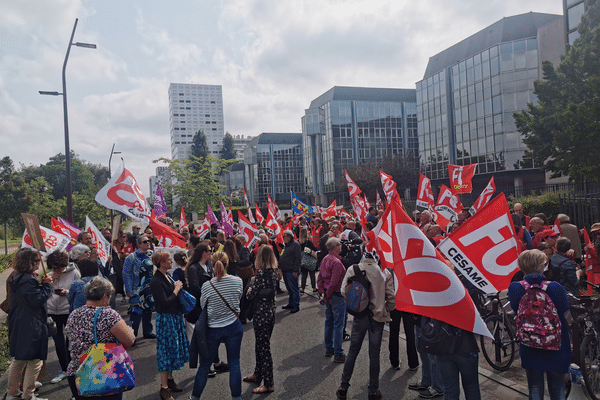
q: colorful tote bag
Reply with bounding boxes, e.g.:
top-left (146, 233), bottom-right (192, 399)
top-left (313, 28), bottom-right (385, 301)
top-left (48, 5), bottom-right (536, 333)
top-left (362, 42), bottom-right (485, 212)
top-left (76, 307), bottom-right (135, 396)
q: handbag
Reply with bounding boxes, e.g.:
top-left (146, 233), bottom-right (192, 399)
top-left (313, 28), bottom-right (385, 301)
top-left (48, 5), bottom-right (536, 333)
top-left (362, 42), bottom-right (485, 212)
top-left (179, 289), bottom-right (197, 314)
top-left (237, 262), bottom-right (256, 280)
top-left (301, 250), bottom-right (318, 272)
top-left (76, 307), bottom-right (135, 396)
top-left (46, 317), bottom-right (58, 337)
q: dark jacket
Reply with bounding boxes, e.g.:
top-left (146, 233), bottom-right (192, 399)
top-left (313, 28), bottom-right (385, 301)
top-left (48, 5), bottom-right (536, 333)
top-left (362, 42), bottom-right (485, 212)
top-left (150, 271), bottom-right (181, 314)
top-left (8, 272), bottom-right (52, 360)
top-left (186, 262), bottom-right (212, 322)
top-left (278, 239), bottom-right (301, 273)
top-left (551, 252), bottom-right (579, 296)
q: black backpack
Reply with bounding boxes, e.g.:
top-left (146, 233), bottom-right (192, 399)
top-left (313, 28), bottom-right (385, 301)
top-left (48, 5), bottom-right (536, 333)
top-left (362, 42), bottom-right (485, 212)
top-left (345, 264), bottom-right (371, 317)
top-left (418, 317), bottom-right (462, 355)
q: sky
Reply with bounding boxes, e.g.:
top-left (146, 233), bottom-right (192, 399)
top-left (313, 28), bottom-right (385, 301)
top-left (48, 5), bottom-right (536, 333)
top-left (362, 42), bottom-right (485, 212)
top-left (0, 0), bottom-right (563, 197)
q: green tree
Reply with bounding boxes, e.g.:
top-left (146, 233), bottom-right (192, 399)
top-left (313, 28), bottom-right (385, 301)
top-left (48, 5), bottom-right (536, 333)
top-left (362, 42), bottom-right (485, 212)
top-left (155, 155), bottom-right (236, 213)
top-left (0, 157), bottom-right (33, 250)
top-left (191, 130), bottom-right (209, 162)
top-left (221, 132), bottom-right (237, 160)
top-left (514, 0), bottom-right (600, 183)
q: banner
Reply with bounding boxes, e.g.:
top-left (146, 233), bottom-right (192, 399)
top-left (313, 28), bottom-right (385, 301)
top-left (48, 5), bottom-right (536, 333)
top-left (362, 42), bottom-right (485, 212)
top-left (153, 184), bottom-right (168, 219)
top-left (22, 225), bottom-right (71, 256)
top-left (85, 216), bottom-right (110, 266)
top-left (148, 215), bottom-right (186, 248)
top-left (291, 192), bottom-right (311, 215)
top-left (380, 171), bottom-right (398, 204)
top-left (238, 211), bottom-right (259, 247)
top-left (437, 194), bottom-right (520, 294)
top-left (179, 206), bottom-right (187, 229)
top-left (435, 185), bottom-right (464, 221)
top-left (448, 164), bottom-right (477, 193)
top-left (220, 200), bottom-right (234, 237)
top-left (416, 174), bottom-right (435, 209)
top-left (95, 162), bottom-right (150, 222)
top-left (50, 217), bottom-right (79, 252)
top-left (196, 217), bottom-right (211, 238)
top-left (344, 169), bottom-right (362, 198)
top-left (369, 193), bottom-right (490, 337)
top-left (469, 177), bottom-right (496, 216)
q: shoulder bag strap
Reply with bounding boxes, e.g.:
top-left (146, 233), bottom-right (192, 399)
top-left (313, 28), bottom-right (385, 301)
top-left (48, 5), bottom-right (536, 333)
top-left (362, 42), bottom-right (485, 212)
top-left (92, 307), bottom-right (104, 345)
top-left (209, 280), bottom-right (239, 319)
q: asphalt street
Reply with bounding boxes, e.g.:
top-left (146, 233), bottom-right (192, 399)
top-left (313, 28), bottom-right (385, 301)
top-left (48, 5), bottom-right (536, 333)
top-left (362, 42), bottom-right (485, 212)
top-left (12, 278), bottom-right (531, 400)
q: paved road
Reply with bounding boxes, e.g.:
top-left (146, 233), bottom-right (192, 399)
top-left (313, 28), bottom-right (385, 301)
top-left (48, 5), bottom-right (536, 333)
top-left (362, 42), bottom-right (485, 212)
top-left (0, 267), bottom-right (529, 400)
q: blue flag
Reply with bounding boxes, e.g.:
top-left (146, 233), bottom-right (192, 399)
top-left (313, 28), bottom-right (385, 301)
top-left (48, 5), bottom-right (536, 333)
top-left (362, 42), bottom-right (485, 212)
top-left (291, 192), bottom-right (311, 215)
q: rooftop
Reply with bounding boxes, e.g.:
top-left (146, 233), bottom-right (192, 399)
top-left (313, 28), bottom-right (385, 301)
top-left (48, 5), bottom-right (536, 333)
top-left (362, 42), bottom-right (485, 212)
top-left (308, 86), bottom-right (416, 109)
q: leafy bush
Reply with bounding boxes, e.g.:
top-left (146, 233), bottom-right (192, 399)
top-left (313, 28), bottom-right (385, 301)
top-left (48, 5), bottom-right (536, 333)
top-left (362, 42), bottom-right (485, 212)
top-left (0, 253), bottom-right (15, 275)
top-left (507, 191), bottom-right (563, 222)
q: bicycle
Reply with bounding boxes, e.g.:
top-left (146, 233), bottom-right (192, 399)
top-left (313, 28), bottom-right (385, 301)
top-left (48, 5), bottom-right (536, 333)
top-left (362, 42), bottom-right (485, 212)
top-left (470, 288), bottom-right (517, 371)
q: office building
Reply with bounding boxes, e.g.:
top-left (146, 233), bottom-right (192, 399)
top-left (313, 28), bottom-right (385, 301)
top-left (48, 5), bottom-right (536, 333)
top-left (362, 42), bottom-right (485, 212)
top-left (564, 0), bottom-right (589, 44)
top-left (168, 83), bottom-right (224, 161)
top-left (149, 166), bottom-right (169, 200)
top-left (232, 134), bottom-right (254, 163)
top-left (416, 12), bottom-right (565, 192)
top-left (302, 86), bottom-right (417, 205)
top-left (244, 133), bottom-right (304, 205)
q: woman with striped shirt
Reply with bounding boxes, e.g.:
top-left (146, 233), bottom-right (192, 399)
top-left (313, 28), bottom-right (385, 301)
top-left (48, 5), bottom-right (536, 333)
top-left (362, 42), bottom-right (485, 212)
top-left (190, 251), bottom-right (244, 400)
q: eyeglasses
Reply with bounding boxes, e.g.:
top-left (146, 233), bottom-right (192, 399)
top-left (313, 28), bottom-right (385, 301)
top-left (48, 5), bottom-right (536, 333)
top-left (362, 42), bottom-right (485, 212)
top-left (35, 259), bottom-right (41, 263)
top-left (142, 240), bottom-right (151, 244)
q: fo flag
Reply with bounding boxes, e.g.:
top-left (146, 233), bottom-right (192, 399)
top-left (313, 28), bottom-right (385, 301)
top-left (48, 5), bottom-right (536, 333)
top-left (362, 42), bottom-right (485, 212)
top-left (437, 193), bottom-right (520, 294)
top-left (179, 206), bottom-right (187, 229)
top-left (469, 177), bottom-right (496, 216)
top-left (238, 211), bottom-right (259, 247)
top-left (435, 185), bottom-right (464, 220)
top-left (376, 191), bottom-right (384, 211)
top-left (324, 200), bottom-right (337, 224)
top-left (255, 204), bottom-right (264, 224)
top-left (148, 215), bottom-right (186, 248)
top-left (344, 169), bottom-right (362, 198)
top-left (22, 225), bottom-right (71, 256)
top-left (380, 171), bottom-right (399, 204)
top-left (265, 209), bottom-right (283, 247)
top-left (85, 216), bottom-right (111, 266)
top-left (448, 164), bottom-right (477, 194)
top-left (370, 193), bottom-right (490, 337)
top-left (95, 162), bottom-right (150, 222)
top-left (196, 217), bottom-right (211, 238)
top-left (416, 174), bottom-right (435, 209)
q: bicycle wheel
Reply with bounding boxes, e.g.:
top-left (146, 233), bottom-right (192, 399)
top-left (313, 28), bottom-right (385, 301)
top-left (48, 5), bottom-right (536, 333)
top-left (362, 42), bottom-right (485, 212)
top-left (480, 314), bottom-right (516, 371)
top-left (581, 335), bottom-right (600, 400)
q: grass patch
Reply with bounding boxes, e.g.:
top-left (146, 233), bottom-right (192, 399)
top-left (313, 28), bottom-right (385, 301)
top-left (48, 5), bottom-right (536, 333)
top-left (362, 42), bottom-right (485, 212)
top-left (0, 253), bottom-right (15, 275)
top-left (0, 324), bottom-right (8, 376)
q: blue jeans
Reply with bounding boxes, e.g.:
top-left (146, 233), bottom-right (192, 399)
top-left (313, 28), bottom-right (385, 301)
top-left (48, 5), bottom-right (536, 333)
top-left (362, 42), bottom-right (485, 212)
top-left (192, 320), bottom-right (243, 400)
top-left (438, 353), bottom-right (481, 400)
top-left (324, 294), bottom-right (346, 356)
top-left (416, 326), bottom-right (444, 393)
top-left (525, 368), bottom-right (565, 400)
top-left (341, 315), bottom-right (384, 394)
top-left (129, 308), bottom-right (153, 337)
top-left (282, 271), bottom-right (300, 309)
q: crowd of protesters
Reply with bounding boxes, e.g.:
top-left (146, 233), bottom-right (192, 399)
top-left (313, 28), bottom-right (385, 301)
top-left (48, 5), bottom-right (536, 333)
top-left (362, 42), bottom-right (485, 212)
top-left (4, 202), bottom-right (598, 400)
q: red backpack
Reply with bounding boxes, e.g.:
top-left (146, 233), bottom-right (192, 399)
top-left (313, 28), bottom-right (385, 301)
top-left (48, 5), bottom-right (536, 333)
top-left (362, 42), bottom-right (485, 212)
top-left (515, 280), bottom-right (562, 350)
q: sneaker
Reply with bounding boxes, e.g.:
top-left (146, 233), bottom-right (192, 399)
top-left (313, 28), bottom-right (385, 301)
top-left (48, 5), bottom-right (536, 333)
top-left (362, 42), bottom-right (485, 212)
top-left (419, 388), bottom-right (444, 398)
top-left (325, 350), bottom-right (334, 357)
top-left (143, 333), bottom-right (157, 339)
top-left (333, 354), bottom-right (346, 363)
top-left (50, 371), bottom-right (67, 384)
top-left (208, 369), bottom-right (217, 378)
top-left (34, 382), bottom-right (42, 389)
top-left (409, 365), bottom-right (420, 371)
top-left (343, 333), bottom-right (350, 341)
top-left (213, 362), bottom-right (229, 373)
top-left (408, 381), bottom-right (428, 391)
top-left (336, 387), bottom-right (347, 400)
top-left (368, 390), bottom-right (383, 400)
top-left (282, 304), bottom-right (293, 309)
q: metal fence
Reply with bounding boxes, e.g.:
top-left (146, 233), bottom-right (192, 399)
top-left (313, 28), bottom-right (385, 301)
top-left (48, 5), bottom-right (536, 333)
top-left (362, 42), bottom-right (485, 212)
top-left (559, 191), bottom-right (600, 230)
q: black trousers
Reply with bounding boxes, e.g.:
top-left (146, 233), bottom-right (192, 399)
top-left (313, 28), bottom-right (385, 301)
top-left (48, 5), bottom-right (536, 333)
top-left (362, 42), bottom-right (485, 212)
top-left (388, 309), bottom-right (419, 369)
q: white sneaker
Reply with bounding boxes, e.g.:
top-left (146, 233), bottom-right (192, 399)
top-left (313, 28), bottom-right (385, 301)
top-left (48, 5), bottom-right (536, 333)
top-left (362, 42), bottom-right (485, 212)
top-left (34, 381), bottom-right (42, 389)
top-left (50, 371), bottom-right (66, 384)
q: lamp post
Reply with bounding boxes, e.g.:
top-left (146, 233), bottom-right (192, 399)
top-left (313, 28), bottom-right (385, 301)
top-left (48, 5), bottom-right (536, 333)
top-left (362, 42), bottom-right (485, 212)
top-left (108, 143), bottom-right (121, 222)
top-left (39, 18), bottom-right (96, 223)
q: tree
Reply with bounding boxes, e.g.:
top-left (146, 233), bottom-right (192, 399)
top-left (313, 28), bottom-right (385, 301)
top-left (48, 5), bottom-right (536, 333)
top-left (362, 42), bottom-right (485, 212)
top-left (514, 0), bottom-right (600, 183)
top-left (221, 132), bottom-right (237, 160)
top-left (191, 130), bottom-right (209, 162)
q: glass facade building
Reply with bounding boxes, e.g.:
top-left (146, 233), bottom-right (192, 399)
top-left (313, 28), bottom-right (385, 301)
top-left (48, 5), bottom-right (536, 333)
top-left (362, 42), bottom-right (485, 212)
top-left (416, 12), bottom-right (565, 188)
top-left (244, 133), bottom-right (304, 205)
top-left (564, 0), bottom-right (588, 45)
top-left (302, 86), bottom-right (417, 205)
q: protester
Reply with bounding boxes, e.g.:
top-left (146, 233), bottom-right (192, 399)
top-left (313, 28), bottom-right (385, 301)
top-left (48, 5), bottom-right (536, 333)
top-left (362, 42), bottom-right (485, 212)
top-left (243, 245), bottom-right (278, 394)
top-left (508, 250), bottom-right (570, 400)
top-left (7, 248), bottom-right (53, 400)
top-left (317, 237), bottom-right (347, 363)
top-left (409, 317), bottom-right (445, 398)
top-left (69, 244), bottom-right (91, 262)
top-left (336, 251), bottom-right (395, 400)
top-left (223, 239), bottom-right (240, 277)
top-left (556, 214), bottom-right (582, 261)
top-left (511, 213), bottom-right (532, 252)
top-left (513, 202), bottom-right (530, 229)
top-left (585, 223), bottom-right (600, 287)
top-left (122, 234), bottom-right (156, 339)
top-left (551, 237), bottom-right (580, 296)
top-left (189, 251), bottom-right (243, 400)
top-left (65, 277), bottom-right (135, 400)
top-left (46, 249), bottom-right (80, 385)
top-left (279, 230), bottom-right (301, 313)
top-left (68, 258), bottom-right (99, 312)
top-left (109, 230), bottom-right (126, 304)
top-left (150, 251), bottom-right (189, 400)
top-left (298, 227), bottom-right (318, 293)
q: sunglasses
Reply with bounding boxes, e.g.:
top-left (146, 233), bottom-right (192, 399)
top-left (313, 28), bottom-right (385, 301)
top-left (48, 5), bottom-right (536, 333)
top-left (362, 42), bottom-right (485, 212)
top-left (142, 240), bottom-right (151, 244)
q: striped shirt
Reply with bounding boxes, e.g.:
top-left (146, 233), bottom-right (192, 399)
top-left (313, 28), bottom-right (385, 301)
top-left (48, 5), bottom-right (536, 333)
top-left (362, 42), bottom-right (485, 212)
top-left (200, 275), bottom-right (243, 328)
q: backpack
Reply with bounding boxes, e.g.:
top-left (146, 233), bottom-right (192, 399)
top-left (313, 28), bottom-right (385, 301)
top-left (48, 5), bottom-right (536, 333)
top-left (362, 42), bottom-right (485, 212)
top-left (418, 317), bottom-right (462, 355)
top-left (515, 280), bottom-right (562, 350)
top-left (345, 264), bottom-right (371, 317)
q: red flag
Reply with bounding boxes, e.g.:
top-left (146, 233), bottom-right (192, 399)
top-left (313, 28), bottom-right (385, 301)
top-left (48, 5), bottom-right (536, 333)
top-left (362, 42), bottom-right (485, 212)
top-left (371, 193), bottom-right (490, 337)
top-left (428, 205), bottom-right (451, 232)
top-left (339, 208), bottom-right (353, 220)
top-left (243, 188), bottom-right (256, 223)
top-left (435, 185), bottom-right (464, 221)
top-left (416, 174), bottom-right (435, 209)
top-left (196, 217), bottom-right (211, 238)
top-left (469, 177), bottom-right (496, 216)
top-left (149, 215), bottom-right (186, 248)
top-left (437, 193), bottom-right (520, 294)
top-left (179, 206), bottom-right (187, 229)
top-left (380, 171), bottom-right (399, 204)
top-left (324, 200), bottom-right (337, 224)
top-left (448, 164), bottom-right (477, 194)
top-left (265, 209), bottom-right (283, 247)
top-left (376, 191), bottom-right (384, 211)
top-left (350, 195), bottom-right (367, 222)
top-left (552, 217), bottom-right (562, 235)
top-left (255, 204), bottom-right (264, 224)
top-left (344, 169), bottom-right (362, 198)
top-left (238, 211), bottom-right (259, 247)
top-left (267, 194), bottom-right (279, 219)
top-left (312, 204), bottom-right (326, 215)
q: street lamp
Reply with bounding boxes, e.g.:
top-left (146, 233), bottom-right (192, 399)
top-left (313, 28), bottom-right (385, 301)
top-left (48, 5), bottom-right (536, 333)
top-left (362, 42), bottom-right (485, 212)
top-left (39, 18), bottom-right (96, 223)
top-left (108, 143), bottom-right (122, 222)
